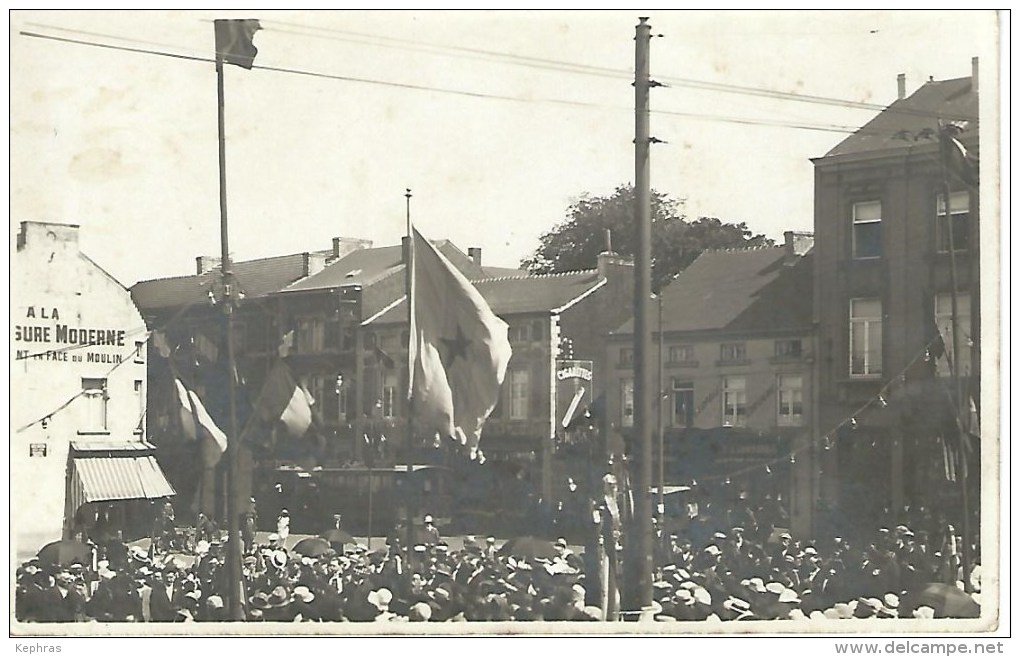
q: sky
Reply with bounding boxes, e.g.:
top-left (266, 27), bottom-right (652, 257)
top-left (9, 9), bottom-right (1001, 287)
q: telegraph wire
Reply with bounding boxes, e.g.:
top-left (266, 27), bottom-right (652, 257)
top-left (263, 19), bottom-right (979, 123)
top-left (18, 27), bottom-right (971, 136)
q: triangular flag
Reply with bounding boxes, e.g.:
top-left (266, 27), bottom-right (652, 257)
top-left (408, 227), bottom-right (512, 457)
top-left (174, 378), bottom-right (228, 467)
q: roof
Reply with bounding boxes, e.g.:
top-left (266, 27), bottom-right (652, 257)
top-left (613, 246), bottom-right (812, 335)
top-left (283, 244), bottom-right (404, 292)
top-left (131, 252), bottom-right (314, 312)
top-left (366, 270), bottom-right (606, 325)
top-left (821, 77), bottom-right (977, 160)
top-left (282, 240), bottom-right (486, 293)
top-left (482, 265), bottom-right (530, 278)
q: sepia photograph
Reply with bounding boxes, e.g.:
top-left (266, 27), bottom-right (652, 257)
top-left (8, 8), bottom-right (1006, 647)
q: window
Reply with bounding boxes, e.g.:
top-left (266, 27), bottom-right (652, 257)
top-left (852, 200), bottom-right (882, 259)
top-left (621, 378), bottom-right (634, 427)
top-left (306, 376), bottom-right (339, 424)
top-left (134, 341), bottom-right (145, 364)
top-left (295, 317), bottom-right (325, 353)
top-left (134, 380), bottom-right (145, 433)
top-left (934, 293), bottom-right (972, 377)
top-left (80, 378), bottom-right (108, 432)
top-left (379, 332), bottom-right (401, 351)
top-left (381, 371), bottom-right (398, 418)
top-left (668, 345), bottom-right (695, 365)
top-left (775, 339), bottom-right (802, 359)
top-left (296, 317), bottom-right (340, 353)
top-left (722, 376), bottom-right (746, 427)
top-left (777, 375), bottom-right (804, 426)
top-left (619, 347), bottom-right (634, 367)
top-left (850, 298), bottom-right (883, 377)
top-left (719, 342), bottom-right (747, 363)
top-left (671, 379), bottom-right (694, 427)
top-left (937, 192), bottom-right (970, 253)
top-left (509, 370), bottom-right (530, 420)
top-left (509, 324), bottom-right (531, 344)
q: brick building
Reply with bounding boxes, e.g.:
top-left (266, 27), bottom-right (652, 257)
top-left (810, 65), bottom-right (980, 534)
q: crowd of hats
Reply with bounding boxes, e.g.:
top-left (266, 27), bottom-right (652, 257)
top-left (15, 512), bottom-right (980, 623)
top-left (15, 531), bottom-right (603, 623)
top-left (646, 518), bottom-right (981, 622)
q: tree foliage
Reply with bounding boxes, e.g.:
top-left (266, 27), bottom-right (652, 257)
top-left (521, 185), bottom-right (774, 292)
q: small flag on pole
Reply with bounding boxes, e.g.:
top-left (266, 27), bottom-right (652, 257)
top-left (214, 19), bottom-right (261, 69)
top-left (252, 360), bottom-right (315, 438)
top-left (408, 227), bottom-right (512, 458)
top-left (174, 379), bottom-right (228, 467)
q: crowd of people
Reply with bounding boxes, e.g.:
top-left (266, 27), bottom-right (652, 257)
top-left (14, 506), bottom-right (980, 624)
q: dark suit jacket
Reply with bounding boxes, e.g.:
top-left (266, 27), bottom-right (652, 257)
top-left (149, 584), bottom-right (186, 622)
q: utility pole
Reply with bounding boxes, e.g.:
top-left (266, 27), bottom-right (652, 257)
top-left (657, 294), bottom-right (665, 518)
top-left (940, 125), bottom-right (971, 593)
top-left (215, 52), bottom-right (244, 622)
top-left (630, 16), bottom-right (654, 613)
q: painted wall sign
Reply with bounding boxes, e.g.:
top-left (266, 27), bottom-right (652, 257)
top-left (13, 306), bottom-right (130, 364)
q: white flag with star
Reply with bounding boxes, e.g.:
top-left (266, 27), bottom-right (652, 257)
top-left (408, 227), bottom-right (511, 457)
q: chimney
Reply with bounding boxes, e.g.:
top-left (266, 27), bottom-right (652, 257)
top-left (897, 73), bottom-right (906, 100)
top-left (303, 252), bottom-right (328, 277)
top-left (17, 221), bottom-right (80, 252)
top-left (604, 228), bottom-right (614, 254)
top-left (331, 236), bottom-right (373, 261)
top-left (972, 56), bottom-right (979, 94)
top-left (196, 255), bottom-right (222, 274)
top-left (783, 231), bottom-right (814, 258)
top-left (468, 247), bottom-right (482, 266)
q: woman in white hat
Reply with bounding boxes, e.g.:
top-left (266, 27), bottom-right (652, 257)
top-left (276, 509), bottom-right (291, 544)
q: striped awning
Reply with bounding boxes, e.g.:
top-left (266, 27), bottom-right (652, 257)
top-left (70, 455), bottom-right (176, 508)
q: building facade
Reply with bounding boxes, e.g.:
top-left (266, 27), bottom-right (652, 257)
top-left (131, 237), bottom-right (633, 533)
top-left (606, 233), bottom-right (816, 536)
top-left (13, 221), bottom-right (174, 558)
top-left (811, 67), bottom-right (980, 535)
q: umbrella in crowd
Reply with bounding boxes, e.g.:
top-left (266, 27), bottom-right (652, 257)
top-left (292, 537), bottom-right (331, 557)
top-left (319, 529), bottom-right (357, 548)
top-left (915, 583), bottom-right (981, 619)
top-left (498, 536), bottom-right (559, 560)
top-left (37, 540), bottom-right (90, 567)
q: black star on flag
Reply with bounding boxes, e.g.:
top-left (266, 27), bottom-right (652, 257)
top-left (440, 325), bottom-right (472, 369)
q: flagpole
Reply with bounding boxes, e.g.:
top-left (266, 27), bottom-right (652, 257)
top-left (404, 188), bottom-right (415, 555)
top-left (216, 51), bottom-right (245, 622)
top-left (940, 121), bottom-right (971, 593)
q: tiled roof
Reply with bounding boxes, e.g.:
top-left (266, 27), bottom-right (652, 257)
top-left (283, 245), bottom-right (403, 292)
top-left (282, 241), bottom-right (486, 293)
top-left (131, 252), bottom-right (314, 312)
top-left (366, 270), bottom-right (606, 325)
top-left (613, 246), bottom-right (813, 335)
top-left (821, 77), bottom-right (977, 160)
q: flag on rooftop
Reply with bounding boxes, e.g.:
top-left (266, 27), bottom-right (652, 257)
top-left (408, 227), bottom-right (511, 458)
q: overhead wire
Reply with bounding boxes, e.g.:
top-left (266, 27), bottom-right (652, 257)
top-left (263, 19), bottom-right (979, 123)
top-left (17, 26), bottom-right (971, 137)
